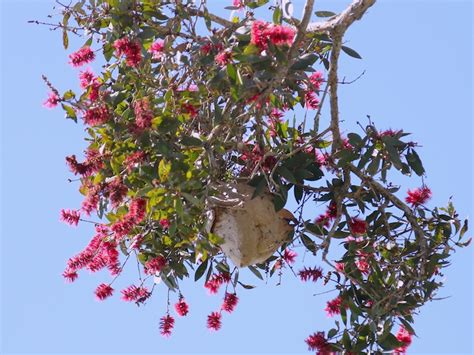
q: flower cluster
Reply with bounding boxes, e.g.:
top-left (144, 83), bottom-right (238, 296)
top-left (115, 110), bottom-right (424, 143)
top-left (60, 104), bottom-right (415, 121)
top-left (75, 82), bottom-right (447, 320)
top-left (251, 20), bottom-right (295, 51)
top-left (69, 46), bottom-right (95, 67)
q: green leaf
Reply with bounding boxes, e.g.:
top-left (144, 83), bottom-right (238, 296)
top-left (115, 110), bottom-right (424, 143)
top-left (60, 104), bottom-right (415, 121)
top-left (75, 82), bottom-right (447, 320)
top-left (315, 10), bottom-right (336, 17)
top-left (248, 265), bottom-right (264, 280)
top-left (158, 159), bottom-right (171, 182)
top-left (62, 30), bottom-right (69, 50)
top-left (290, 53), bottom-right (318, 71)
top-left (406, 149), bottom-right (425, 176)
top-left (195, 259), bottom-right (208, 281)
top-left (379, 333), bottom-right (403, 350)
top-left (300, 234), bottom-right (318, 254)
top-left (226, 64), bottom-right (237, 82)
top-left (181, 136), bottom-right (203, 146)
top-left (366, 155), bottom-right (380, 175)
top-left (61, 104), bottom-right (77, 122)
top-left (237, 281), bottom-right (256, 289)
top-left (277, 166), bottom-right (298, 184)
top-left (273, 7), bottom-right (282, 24)
top-left (347, 133), bottom-right (363, 148)
top-left (341, 46), bottom-right (362, 59)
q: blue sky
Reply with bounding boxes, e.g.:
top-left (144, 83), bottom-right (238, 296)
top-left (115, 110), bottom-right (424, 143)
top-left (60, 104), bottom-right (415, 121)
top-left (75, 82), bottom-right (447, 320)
top-left (1, 0), bottom-right (472, 354)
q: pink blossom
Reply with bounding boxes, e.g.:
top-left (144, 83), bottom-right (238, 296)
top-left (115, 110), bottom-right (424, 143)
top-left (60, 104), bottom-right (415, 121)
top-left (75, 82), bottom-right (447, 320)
top-left (251, 20), bottom-right (271, 50)
top-left (325, 296), bottom-right (343, 317)
top-left (232, 0), bottom-right (244, 8)
top-left (79, 68), bottom-right (95, 89)
top-left (130, 234), bottom-right (144, 250)
top-left (121, 285), bottom-right (151, 304)
top-left (215, 50), bottom-right (233, 66)
top-left (159, 218), bottom-right (170, 229)
top-left (144, 256), bottom-right (167, 275)
top-left (335, 262), bottom-right (345, 273)
top-left (133, 98), bottom-right (154, 130)
top-left (66, 149), bottom-right (103, 177)
top-left (207, 312), bottom-right (222, 331)
top-left (149, 40), bottom-right (165, 59)
top-left (282, 249), bottom-right (297, 264)
top-left (83, 105), bottom-right (109, 126)
top-left (405, 186), bottom-right (432, 207)
top-left (349, 217), bottom-right (367, 235)
top-left (204, 272), bottom-right (231, 294)
top-left (129, 198), bottom-right (147, 223)
top-left (305, 91), bottom-right (319, 109)
top-left (69, 46), bottom-right (95, 67)
top-left (106, 177), bottom-right (128, 208)
top-left (113, 37), bottom-right (142, 67)
top-left (111, 217), bottom-right (134, 240)
top-left (124, 151), bottom-right (146, 172)
top-left (305, 332), bottom-right (329, 352)
top-left (159, 314), bottom-right (175, 337)
top-left (62, 268), bottom-right (78, 282)
top-left (356, 258), bottom-right (370, 275)
top-left (309, 71), bottom-right (324, 91)
top-left (266, 25), bottom-right (295, 46)
top-left (60, 209), bottom-right (81, 226)
top-left (221, 292), bottom-right (239, 313)
top-left (94, 283), bottom-right (114, 301)
top-left (395, 326), bottom-right (413, 354)
top-left (174, 297), bottom-right (189, 316)
top-left (298, 267), bottom-right (323, 282)
top-left (43, 92), bottom-right (60, 108)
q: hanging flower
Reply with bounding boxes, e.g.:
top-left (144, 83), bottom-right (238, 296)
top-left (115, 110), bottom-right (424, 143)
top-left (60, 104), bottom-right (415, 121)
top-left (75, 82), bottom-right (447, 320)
top-left (159, 314), bottom-right (175, 337)
top-left (207, 312), bottom-right (222, 331)
top-left (221, 293), bottom-right (239, 313)
top-left (174, 297), bottom-right (189, 317)
top-left (94, 283), bottom-right (114, 301)
top-left (69, 46), bottom-right (95, 67)
top-left (406, 186), bottom-right (432, 207)
top-left (298, 267), bottom-right (323, 282)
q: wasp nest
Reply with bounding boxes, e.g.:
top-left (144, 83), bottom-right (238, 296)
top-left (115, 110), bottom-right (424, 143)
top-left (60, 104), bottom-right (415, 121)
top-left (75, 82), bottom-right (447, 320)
top-left (207, 182), bottom-right (294, 268)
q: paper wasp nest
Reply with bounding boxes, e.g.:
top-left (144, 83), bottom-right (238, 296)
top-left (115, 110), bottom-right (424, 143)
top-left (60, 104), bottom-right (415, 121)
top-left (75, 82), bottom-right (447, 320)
top-left (207, 182), bottom-right (294, 268)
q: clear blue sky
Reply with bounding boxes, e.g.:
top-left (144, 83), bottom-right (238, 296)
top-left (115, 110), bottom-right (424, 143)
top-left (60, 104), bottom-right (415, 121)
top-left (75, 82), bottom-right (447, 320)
top-left (1, 0), bottom-right (472, 354)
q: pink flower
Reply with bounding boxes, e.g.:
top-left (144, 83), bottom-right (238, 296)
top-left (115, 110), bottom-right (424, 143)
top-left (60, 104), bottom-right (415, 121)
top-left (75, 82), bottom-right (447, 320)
top-left (181, 102), bottom-right (199, 118)
top-left (133, 98), bottom-right (154, 130)
top-left (305, 91), bottom-right (319, 109)
top-left (232, 0), bottom-right (244, 8)
top-left (121, 285), bottom-right (151, 304)
top-left (266, 25), bottom-right (295, 46)
top-left (309, 71), bottom-right (324, 91)
top-left (149, 40), bottom-right (164, 59)
top-left (124, 151), bottom-right (146, 172)
top-left (405, 186), bottom-right (432, 207)
top-left (111, 217), bottom-right (134, 240)
top-left (335, 262), bottom-right (345, 273)
top-left (251, 20), bottom-right (271, 50)
top-left (79, 68), bottom-right (95, 89)
top-left (94, 283), bottom-right (114, 301)
top-left (130, 234), bottom-right (144, 250)
top-left (60, 209), bottom-right (81, 226)
top-left (282, 249), bottom-right (297, 264)
top-left (305, 332), bottom-right (329, 352)
top-left (174, 297), bottom-right (189, 316)
top-left (356, 258), bottom-right (370, 275)
top-left (129, 198), bottom-right (147, 223)
top-left (215, 50), bottom-right (233, 66)
top-left (221, 292), bottom-right (239, 313)
top-left (113, 37), bottom-right (142, 67)
top-left (349, 217), bottom-right (367, 235)
top-left (62, 268), bottom-right (78, 282)
top-left (69, 46), bottom-right (95, 67)
top-left (207, 312), bottom-right (222, 331)
top-left (159, 314), bottom-right (175, 337)
top-left (66, 149), bottom-right (103, 177)
top-left (204, 272), bottom-right (231, 294)
top-left (298, 267), bottom-right (323, 282)
top-left (106, 177), bottom-right (128, 207)
top-left (325, 296), bottom-right (344, 317)
top-left (159, 218), bottom-right (170, 229)
top-left (43, 92), bottom-right (60, 108)
top-left (395, 326), bottom-right (413, 354)
top-left (144, 256), bottom-right (166, 275)
top-left (83, 105), bottom-right (109, 126)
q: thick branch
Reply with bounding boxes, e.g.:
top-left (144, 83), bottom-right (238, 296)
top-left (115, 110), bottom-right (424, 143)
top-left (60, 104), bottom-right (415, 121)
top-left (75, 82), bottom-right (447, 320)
top-left (307, 0), bottom-right (376, 33)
